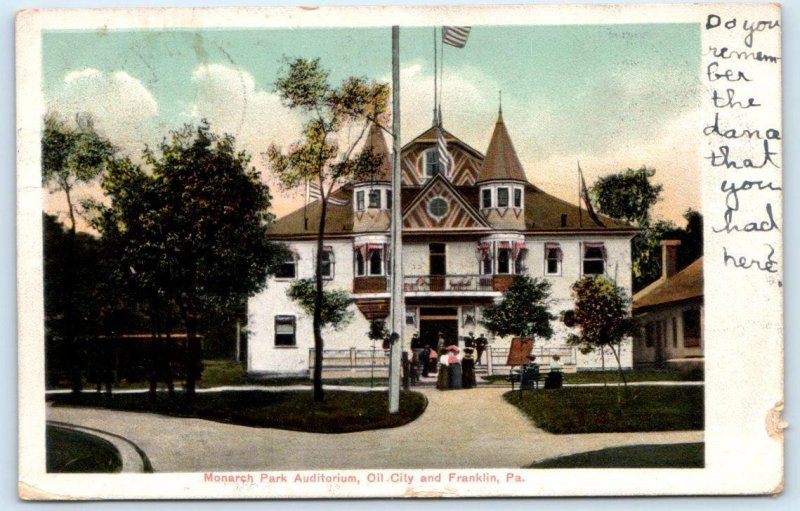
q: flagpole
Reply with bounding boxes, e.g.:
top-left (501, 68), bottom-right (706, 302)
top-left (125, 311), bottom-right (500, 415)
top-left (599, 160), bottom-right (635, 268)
top-left (578, 162), bottom-right (583, 228)
top-left (388, 25), bottom-right (403, 414)
top-left (433, 26), bottom-right (438, 125)
top-left (304, 179), bottom-right (309, 230)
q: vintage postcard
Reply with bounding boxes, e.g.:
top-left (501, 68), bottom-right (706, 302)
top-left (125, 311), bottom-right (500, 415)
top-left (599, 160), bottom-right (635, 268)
top-left (16, 3), bottom-right (783, 499)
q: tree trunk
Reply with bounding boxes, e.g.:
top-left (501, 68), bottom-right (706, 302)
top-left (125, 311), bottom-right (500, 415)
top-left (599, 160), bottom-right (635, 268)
top-left (608, 342), bottom-right (630, 400)
top-left (312, 194), bottom-right (329, 402)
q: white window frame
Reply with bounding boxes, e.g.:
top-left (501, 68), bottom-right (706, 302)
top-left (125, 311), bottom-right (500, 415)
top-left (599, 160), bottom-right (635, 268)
top-left (582, 243), bottom-right (606, 276)
top-left (355, 250), bottom-right (366, 277)
top-left (513, 187), bottom-right (523, 208)
top-left (275, 252), bottom-right (298, 280)
top-left (544, 244), bottom-right (562, 276)
top-left (496, 186), bottom-right (510, 208)
top-left (424, 148), bottom-right (440, 178)
top-left (496, 247), bottom-right (512, 275)
top-left (274, 315), bottom-right (297, 347)
top-left (355, 190), bottom-right (365, 211)
top-left (368, 189), bottom-right (381, 209)
top-left (481, 188), bottom-right (492, 209)
top-left (368, 248), bottom-right (384, 276)
top-left (319, 246), bottom-right (334, 280)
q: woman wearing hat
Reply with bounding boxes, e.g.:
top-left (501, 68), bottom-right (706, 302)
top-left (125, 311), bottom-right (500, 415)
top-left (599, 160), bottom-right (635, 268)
top-left (446, 345), bottom-right (462, 390)
top-left (461, 347), bottom-right (477, 388)
top-left (436, 348), bottom-right (449, 390)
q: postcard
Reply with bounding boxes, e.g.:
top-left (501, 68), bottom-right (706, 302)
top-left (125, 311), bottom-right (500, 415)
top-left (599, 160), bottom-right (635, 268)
top-left (16, 2), bottom-right (783, 499)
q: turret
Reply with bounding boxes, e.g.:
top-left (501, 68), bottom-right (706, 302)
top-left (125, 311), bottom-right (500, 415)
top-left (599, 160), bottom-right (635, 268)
top-left (476, 110), bottom-right (528, 230)
top-left (353, 122), bottom-right (392, 233)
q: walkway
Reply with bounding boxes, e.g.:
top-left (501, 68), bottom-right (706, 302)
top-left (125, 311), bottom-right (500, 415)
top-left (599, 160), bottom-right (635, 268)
top-left (46, 387), bottom-right (702, 472)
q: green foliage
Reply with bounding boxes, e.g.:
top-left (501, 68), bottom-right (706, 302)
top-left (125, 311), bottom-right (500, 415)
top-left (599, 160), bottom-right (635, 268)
top-left (591, 166), bottom-right (662, 226)
top-left (480, 275), bottom-right (556, 339)
top-left (367, 319), bottom-right (388, 341)
top-left (287, 279), bottom-right (354, 330)
top-left (563, 275), bottom-right (633, 355)
top-left (530, 443), bottom-right (704, 468)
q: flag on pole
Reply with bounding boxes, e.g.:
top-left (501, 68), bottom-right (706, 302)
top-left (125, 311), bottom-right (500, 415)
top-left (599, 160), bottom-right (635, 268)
top-left (306, 179), bottom-right (348, 206)
top-left (578, 164), bottom-right (605, 227)
top-left (436, 124), bottom-right (453, 177)
top-left (442, 26), bottom-right (471, 48)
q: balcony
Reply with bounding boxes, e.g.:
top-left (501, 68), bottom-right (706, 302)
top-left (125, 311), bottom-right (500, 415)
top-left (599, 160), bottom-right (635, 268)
top-left (403, 274), bottom-right (513, 293)
top-left (353, 276), bottom-right (388, 294)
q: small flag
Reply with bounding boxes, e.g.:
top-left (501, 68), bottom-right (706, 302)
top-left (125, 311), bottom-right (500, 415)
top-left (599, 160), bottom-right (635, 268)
top-left (579, 164), bottom-right (605, 227)
top-left (327, 195), bottom-right (349, 207)
top-left (436, 126), bottom-right (453, 177)
top-left (308, 180), bottom-right (322, 200)
top-left (442, 26), bottom-right (471, 48)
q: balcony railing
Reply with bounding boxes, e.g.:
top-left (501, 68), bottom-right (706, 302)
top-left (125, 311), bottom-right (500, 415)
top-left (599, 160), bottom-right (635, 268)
top-left (353, 276), bottom-right (388, 293)
top-left (403, 274), bottom-right (514, 292)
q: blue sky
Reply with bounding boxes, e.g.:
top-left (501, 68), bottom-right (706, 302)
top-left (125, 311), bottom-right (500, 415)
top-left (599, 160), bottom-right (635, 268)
top-left (42, 24), bottom-right (701, 223)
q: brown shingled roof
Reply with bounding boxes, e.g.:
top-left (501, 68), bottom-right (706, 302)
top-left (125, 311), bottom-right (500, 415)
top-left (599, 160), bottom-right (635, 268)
top-left (633, 257), bottom-right (703, 311)
top-left (356, 122), bottom-right (392, 183)
top-left (476, 112), bottom-right (528, 183)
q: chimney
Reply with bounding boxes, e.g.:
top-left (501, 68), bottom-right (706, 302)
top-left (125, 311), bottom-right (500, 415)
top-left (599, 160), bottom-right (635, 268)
top-left (660, 240), bottom-right (681, 279)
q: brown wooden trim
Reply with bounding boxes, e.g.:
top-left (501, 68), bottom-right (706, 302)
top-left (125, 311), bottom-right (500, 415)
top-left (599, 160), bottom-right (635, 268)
top-left (354, 298), bottom-right (390, 319)
top-left (353, 276), bottom-right (388, 294)
top-left (493, 274), bottom-right (515, 292)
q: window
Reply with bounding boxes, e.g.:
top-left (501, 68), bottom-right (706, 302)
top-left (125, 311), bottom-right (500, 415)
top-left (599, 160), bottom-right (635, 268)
top-left (368, 189), bottom-right (381, 209)
top-left (274, 315), bottom-right (296, 346)
top-left (497, 248), bottom-right (511, 274)
top-left (405, 307), bottom-right (418, 328)
top-left (514, 188), bottom-right (522, 208)
top-left (497, 187), bottom-right (509, 208)
top-left (428, 197), bottom-right (448, 219)
top-left (356, 190), bottom-right (365, 211)
top-left (560, 214), bottom-right (568, 227)
top-left (672, 316), bottom-right (679, 348)
top-left (481, 257), bottom-right (492, 275)
top-left (645, 322), bottom-right (655, 348)
top-left (386, 189), bottom-right (392, 210)
top-left (481, 189), bottom-right (492, 209)
top-left (514, 251), bottom-right (527, 274)
top-left (683, 309), bottom-right (702, 347)
top-left (429, 243), bottom-right (446, 275)
top-left (582, 243), bottom-right (606, 275)
top-left (355, 250), bottom-right (366, 276)
top-left (320, 247), bottom-right (334, 279)
top-left (545, 243), bottom-right (562, 275)
top-left (424, 149), bottom-right (440, 177)
top-left (369, 249), bottom-right (383, 276)
top-left (275, 252), bottom-right (297, 279)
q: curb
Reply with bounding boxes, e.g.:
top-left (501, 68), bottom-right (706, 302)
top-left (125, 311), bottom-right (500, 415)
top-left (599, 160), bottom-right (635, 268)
top-left (47, 421), bottom-right (151, 473)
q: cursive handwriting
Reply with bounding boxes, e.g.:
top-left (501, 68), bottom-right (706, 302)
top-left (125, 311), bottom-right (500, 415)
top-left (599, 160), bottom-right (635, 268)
top-left (723, 244), bottom-right (778, 273)
top-left (706, 140), bottom-right (780, 170)
top-left (706, 14), bottom-right (781, 48)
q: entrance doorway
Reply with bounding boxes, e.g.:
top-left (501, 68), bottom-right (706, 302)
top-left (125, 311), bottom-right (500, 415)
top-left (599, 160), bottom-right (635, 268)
top-left (419, 307), bottom-right (458, 351)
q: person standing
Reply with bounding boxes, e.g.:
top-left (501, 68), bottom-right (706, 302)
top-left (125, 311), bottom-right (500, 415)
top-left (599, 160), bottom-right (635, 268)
top-left (446, 346), bottom-right (462, 390)
top-left (420, 345), bottom-right (431, 377)
top-left (461, 347), bottom-right (477, 388)
top-left (475, 333), bottom-right (488, 365)
top-left (436, 348), bottom-right (449, 390)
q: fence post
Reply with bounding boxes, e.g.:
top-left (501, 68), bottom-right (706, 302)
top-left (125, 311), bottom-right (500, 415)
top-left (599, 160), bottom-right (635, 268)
top-left (350, 347), bottom-right (357, 374)
top-left (487, 345), bottom-right (493, 376)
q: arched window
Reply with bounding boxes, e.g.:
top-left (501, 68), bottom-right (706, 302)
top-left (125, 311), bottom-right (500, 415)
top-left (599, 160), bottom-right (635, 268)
top-left (424, 149), bottom-right (440, 177)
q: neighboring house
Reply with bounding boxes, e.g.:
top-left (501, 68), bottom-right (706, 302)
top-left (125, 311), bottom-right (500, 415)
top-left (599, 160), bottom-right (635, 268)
top-left (248, 111), bottom-right (637, 377)
top-left (632, 241), bottom-right (704, 369)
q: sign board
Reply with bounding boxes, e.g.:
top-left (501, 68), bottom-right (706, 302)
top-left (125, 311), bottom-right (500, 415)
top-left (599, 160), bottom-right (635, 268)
top-left (505, 337), bottom-right (534, 366)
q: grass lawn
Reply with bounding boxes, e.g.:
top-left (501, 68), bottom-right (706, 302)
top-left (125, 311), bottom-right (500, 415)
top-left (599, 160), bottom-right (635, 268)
top-left (482, 368), bottom-right (703, 386)
top-left (530, 443), bottom-right (704, 468)
top-left (49, 389), bottom-right (427, 433)
top-left (504, 386), bottom-right (704, 434)
top-left (47, 425), bottom-right (122, 473)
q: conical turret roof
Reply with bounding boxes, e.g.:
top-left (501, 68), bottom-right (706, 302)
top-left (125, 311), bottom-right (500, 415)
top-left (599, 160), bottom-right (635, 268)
top-left (356, 121), bottom-right (392, 183)
top-left (476, 112), bottom-right (528, 184)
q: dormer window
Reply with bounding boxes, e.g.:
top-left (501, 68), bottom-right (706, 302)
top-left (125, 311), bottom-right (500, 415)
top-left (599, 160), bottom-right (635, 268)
top-left (497, 187), bottom-right (509, 208)
top-left (481, 189), bottom-right (492, 209)
top-left (424, 149), bottom-right (441, 178)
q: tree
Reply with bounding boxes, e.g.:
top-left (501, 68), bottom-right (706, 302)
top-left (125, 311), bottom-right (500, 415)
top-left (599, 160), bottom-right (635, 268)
top-left (91, 122), bottom-right (284, 399)
top-left (480, 275), bottom-right (556, 341)
top-left (562, 275), bottom-right (634, 396)
top-left (267, 58), bottom-right (390, 402)
top-left (42, 113), bottom-right (116, 393)
top-left (590, 166), bottom-right (668, 291)
top-left (286, 279), bottom-right (354, 329)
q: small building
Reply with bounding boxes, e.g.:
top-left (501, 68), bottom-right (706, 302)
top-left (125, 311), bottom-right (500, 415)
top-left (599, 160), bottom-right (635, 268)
top-left (632, 241), bottom-right (703, 369)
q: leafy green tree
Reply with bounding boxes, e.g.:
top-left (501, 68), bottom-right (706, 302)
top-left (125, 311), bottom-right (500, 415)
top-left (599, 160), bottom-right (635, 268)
top-left (590, 166), bottom-right (666, 291)
top-left (562, 275), bottom-right (634, 396)
top-left (267, 58), bottom-right (390, 402)
top-left (287, 279), bottom-right (354, 329)
top-left (480, 275), bottom-right (556, 341)
top-left (367, 319), bottom-right (388, 343)
top-left (91, 122), bottom-right (283, 399)
top-left (42, 113), bottom-right (116, 393)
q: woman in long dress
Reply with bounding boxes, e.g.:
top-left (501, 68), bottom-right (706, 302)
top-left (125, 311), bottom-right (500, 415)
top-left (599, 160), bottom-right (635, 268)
top-left (447, 346), bottom-right (462, 389)
top-left (436, 349), bottom-right (449, 390)
top-left (461, 347), bottom-right (476, 388)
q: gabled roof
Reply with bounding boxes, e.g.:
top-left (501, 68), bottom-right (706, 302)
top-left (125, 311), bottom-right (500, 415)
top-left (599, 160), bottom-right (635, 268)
top-left (402, 173), bottom-right (489, 229)
top-left (356, 122), bottom-right (392, 183)
top-left (402, 125), bottom-right (484, 161)
top-left (476, 112), bottom-right (528, 183)
top-left (633, 257), bottom-right (704, 311)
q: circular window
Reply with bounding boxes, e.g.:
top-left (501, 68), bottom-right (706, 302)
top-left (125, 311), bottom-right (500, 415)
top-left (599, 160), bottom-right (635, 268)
top-left (428, 197), bottom-right (449, 218)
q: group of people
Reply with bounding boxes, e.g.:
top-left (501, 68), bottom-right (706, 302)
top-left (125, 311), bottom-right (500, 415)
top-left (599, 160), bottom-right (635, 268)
top-left (432, 345), bottom-right (476, 390)
top-left (404, 331), bottom-right (492, 390)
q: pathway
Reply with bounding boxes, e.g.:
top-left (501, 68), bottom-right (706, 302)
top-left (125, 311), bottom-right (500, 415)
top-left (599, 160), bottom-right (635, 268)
top-left (46, 387), bottom-right (703, 472)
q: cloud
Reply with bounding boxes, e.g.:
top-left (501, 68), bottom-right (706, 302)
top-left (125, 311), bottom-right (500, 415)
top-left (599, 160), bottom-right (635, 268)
top-left (48, 68), bottom-right (160, 155)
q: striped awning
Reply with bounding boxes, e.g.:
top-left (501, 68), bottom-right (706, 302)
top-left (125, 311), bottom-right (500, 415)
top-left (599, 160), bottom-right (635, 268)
top-left (545, 242), bottom-right (563, 261)
top-left (584, 242), bottom-right (607, 258)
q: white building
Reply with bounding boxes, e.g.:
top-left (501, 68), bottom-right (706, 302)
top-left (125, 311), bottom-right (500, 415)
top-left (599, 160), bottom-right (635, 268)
top-left (248, 112), bottom-right (637, 377)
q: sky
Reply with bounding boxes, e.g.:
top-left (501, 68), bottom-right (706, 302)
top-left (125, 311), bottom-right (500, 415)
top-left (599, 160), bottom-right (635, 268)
top-left (42, 24), bottom-right (701, 227)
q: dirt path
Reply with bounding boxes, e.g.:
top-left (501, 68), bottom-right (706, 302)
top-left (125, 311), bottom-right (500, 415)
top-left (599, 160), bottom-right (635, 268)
top-left (46, 387), bottom-right (703, 471)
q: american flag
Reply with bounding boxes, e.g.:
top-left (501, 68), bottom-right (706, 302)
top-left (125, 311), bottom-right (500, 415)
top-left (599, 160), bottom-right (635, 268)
top-left (436, 126), bottom-right (453, 177)
top-left (578, 164), bottom-right (605, 227)
top-left (306, 180), bottom-right (349, 207)
top-left (442, 26), bottom-right (471, 48)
